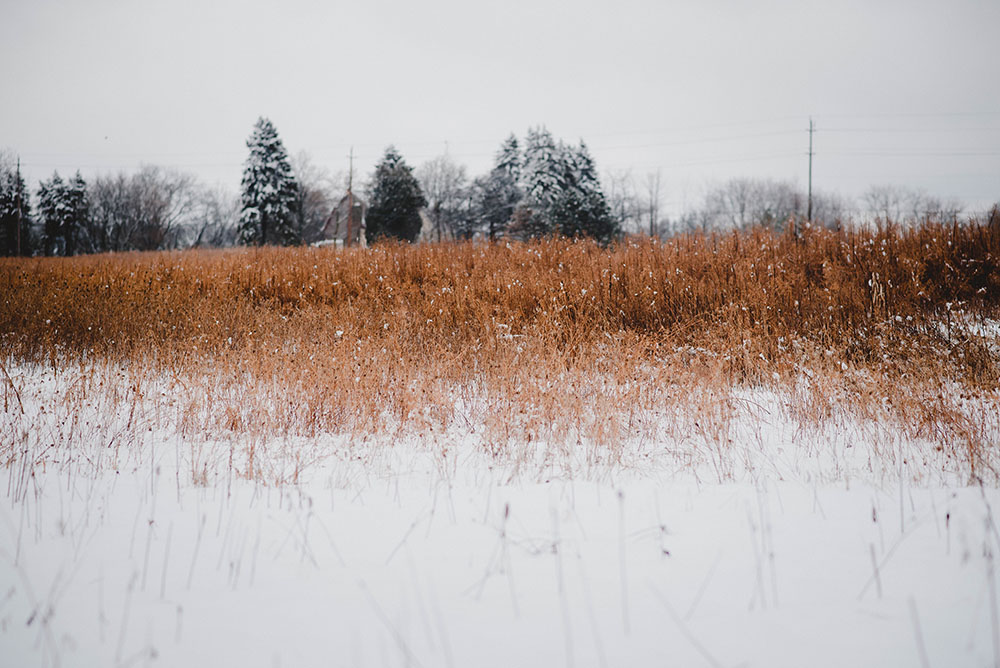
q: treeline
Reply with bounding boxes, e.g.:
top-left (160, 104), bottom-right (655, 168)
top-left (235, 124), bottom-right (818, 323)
top-left (412, 128), bottom-right (619, 243)
top-left (665, 179), bottom-right (967, 235)
top-left (234, 119), bottom-right (620, 248)
top-left (0, 120), bottom-right (621, 256)
top-left (0, 160), bottom-right (242, 257)
top-left (1, 118), bottom-right (990, 257)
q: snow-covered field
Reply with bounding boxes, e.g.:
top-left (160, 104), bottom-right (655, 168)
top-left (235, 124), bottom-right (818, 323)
top-left (3, 363), bottom-right (1000, 667)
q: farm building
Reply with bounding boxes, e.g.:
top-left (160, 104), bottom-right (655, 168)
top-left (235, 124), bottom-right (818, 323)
top-left (318, 192), bottom-right (367, 248)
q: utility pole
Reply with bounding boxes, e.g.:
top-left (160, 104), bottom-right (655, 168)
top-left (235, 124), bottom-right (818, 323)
top-left (807, 118), bottom-right (814, 223)
top-left (647, 169), bottom-right (661, 238)
top-left (346, 147), bottom-right (355, 246)
top-left (15, 156), bottom-right (22, 256)
top-left (347, 147), bottom-right (354, 194)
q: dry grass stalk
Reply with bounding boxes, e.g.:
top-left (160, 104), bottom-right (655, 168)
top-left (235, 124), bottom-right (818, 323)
top-left (1, 218), bottom-right (998, 482)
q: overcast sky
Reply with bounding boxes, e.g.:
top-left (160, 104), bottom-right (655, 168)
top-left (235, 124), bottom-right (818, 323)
top-left (2, 0), bottom-right (998, 217)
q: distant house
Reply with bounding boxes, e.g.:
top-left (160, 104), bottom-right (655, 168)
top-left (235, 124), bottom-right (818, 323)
top-left (317, 192), bottom-right (367, 248)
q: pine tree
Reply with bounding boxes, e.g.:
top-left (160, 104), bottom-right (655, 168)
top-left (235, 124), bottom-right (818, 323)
top-left (0, 160), bottom-right (32, 256)
top-left (35, 170), bottom-right (90, 256)
top-left (474, 135), bottom-right (523, 241)
top-left (495, 134), bottom-right (521, 182)
top-left (550, 142), bottom-right (618, 243)
top-left (65, 172), bottom-right (91, 254)
top-left (520, 126), bottom-right (564, 211)
top-left (238, 117), bottom-right (300, 246)
top-left (478, 127), bottom-right (619, 243)
top-left (474, 171), bottom-right (516, 241)
top-left (366, 147), bottom-right (427, 244)
top-left (37, 172), bottom-right (75, 256)
top-left (509, 126), bottom-right (571, 239)
top-left (51, 171), bottom-right (91, 255)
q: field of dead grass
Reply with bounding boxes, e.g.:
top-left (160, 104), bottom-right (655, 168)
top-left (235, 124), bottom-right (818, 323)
top-left (2, 217), bottom-right (999, 482)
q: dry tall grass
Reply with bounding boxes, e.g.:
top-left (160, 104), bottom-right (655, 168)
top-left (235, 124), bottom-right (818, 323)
top-left (2, 218), bottom-right (999, 481)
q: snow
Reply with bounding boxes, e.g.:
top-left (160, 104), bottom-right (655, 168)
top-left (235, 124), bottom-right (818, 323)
top-left (2, 363), bottom-right (1000, 667)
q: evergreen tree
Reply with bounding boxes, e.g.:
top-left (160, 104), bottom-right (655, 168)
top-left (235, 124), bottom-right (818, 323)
top-left (36, 170), bottom-right (90, 256)
top-left (0, 160), bottom-right (32, 256)
top-left (503, 127), bottom-right (560, 239)
top-left (520, 127), bottom-right (564, 212)
top-left (366, 147), bottom-right (426, 244)
top-left (473, 127), bottom-right (619, 243)
top-left (473, 171), bottom-right (516, 241)
top-left (238, 117), bottom-right (300, 246)
top-left (495, 134), bottom-right (521, 182)
top-left (473, 135), bottom-right (523, 241)
top-left (550, 142), bottom-right (618, 243)
top-left (37, 172), bottom-right (76, 256)
top-left (450, 188), bottom-right (479, 240)
top-left (64, 171), bottom-right (90, 254)
top-left (37, 172), bottom-right (60, 255)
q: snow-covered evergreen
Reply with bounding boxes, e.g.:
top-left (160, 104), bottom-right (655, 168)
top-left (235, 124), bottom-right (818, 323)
top-left (473, 135), bottom-right (523, 241)
top-left (238, 118), bottom-right (300, 246)
top-left (521, 127), bottom-right (564, 211)
top-left (66, 171), bottom-right (91, 253)
top-left (36, 171), bottom-right (89, 256)
top-left (0, 160), bottom-right (33, 256)
top-left (366, 147), bottom-right (426, 244)
top-left (549, 141), bottom-right (618, 242)
top-left (37, 172), bottom-right (66, 255)
top-left (494, 134), bottom-right (521, 183)
top-left (489, 127), bottom-right (618, 242)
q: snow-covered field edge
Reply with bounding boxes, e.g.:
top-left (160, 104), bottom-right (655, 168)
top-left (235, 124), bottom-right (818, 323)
top-left (2, 361), bottom-right (1000, 667)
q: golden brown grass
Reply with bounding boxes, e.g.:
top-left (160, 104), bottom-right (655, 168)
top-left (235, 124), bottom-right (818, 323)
top-left (2, 218), bottom-right (999, 483)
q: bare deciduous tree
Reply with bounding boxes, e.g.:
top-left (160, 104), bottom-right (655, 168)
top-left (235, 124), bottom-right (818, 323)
top-left (679, 178), bottom-right (855, 234)
top-left (703, 178), bottom-right (803, 231)
top-left (189, 185), bottom-right (240, 248)
top-left (862, 184), bottom-right (908, 229)
top-left (603, 169), bottom-right (641, 234)
top-left (862, 184), bottom-right (963, 229)
top-left (88, 166), bottom-right (199, 252)
top-left (291, 151), bottom-right (341, 245)
top-left (417, 154), bottom-right (468, 242)
top-left (810, 190), bottom-right (853, 230)
top-left (643, 169), bottom-right (664, 238)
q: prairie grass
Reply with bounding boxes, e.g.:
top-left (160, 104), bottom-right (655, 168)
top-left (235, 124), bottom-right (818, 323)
top-left (2, 217), bottom-right (998, 482)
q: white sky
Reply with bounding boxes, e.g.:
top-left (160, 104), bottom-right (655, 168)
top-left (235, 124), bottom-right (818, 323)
top-left (2, 0), bottom-right (998, 217)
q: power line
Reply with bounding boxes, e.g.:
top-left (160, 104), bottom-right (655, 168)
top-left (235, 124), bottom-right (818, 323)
top-left (15, 115), bottom-right (1000, 165)
top-left (15, 129), bottom-right (805, 164)
top-left (825, 150), bottom-right (1000, 157)
top-left (591, 130), bottom-right (802, 152)
top-left (581, 115), bottom-right (808, 139)
top-left (818, 111), bottom-right (1000, 119)
top-left (602, 151), bottom-right (804, 171)
top-left (823, 127), bottom-right (1000, 133)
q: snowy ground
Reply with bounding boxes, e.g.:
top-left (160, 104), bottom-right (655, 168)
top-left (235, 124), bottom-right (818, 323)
top-left (3, 363), bottom-right (1000, 667)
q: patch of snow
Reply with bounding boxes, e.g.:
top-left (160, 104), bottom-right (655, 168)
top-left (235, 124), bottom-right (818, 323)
top-left (1, 363), bottom-right (998, 667)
